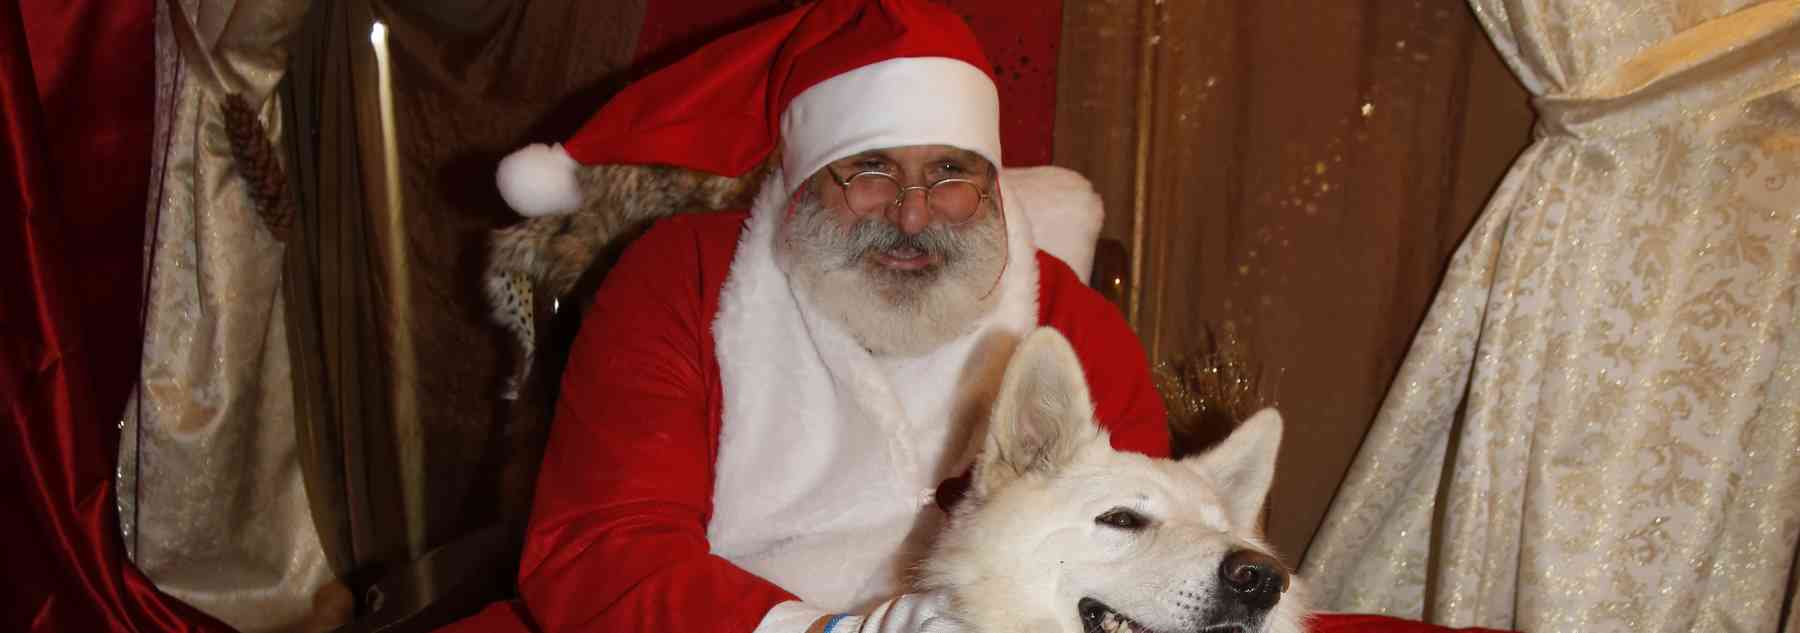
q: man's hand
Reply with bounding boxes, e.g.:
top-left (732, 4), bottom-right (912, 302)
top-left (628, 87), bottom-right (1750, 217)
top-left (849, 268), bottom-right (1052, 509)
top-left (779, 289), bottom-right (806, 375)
top-left (809, 591), bottom-right (969, 633)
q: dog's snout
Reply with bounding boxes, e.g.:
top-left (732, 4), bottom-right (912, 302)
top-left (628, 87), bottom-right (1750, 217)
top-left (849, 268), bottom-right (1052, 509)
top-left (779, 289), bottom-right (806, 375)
top-left (1218, 549), bottom-right (1289, 610)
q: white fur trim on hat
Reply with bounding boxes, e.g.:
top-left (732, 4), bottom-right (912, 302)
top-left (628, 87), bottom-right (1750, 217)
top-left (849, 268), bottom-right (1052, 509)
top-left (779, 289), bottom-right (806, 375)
top-left (496, 143), bottom-right (584, 217)
top-left (779, 57), bottom-right (1001, 188)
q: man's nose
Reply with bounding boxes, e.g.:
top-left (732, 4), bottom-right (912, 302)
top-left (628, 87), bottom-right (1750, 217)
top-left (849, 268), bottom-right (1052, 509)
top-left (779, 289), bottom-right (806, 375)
top-left (884, 187), bottom-right (932, 235)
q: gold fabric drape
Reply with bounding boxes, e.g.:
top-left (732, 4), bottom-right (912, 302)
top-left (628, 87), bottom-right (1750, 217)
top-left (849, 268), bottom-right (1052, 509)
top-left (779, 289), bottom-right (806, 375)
top-left (117, 1), bottom-right (328, 632)
top-left (281, 0), bottom-right (411, 581)
top-left (281, 0), bottom-right (645, 591)
top-left (1302, 2), bottom-right (1800, 631)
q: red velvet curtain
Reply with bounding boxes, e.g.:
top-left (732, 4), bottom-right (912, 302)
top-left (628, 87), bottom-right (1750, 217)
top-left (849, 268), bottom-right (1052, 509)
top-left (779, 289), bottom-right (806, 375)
top-left (0, 2), bottom-right (229, 631)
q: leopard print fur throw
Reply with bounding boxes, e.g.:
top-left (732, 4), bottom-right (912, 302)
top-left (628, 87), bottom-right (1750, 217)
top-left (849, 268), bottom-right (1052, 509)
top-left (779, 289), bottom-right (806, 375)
top-left (485, 156), bottom-right (774, 398)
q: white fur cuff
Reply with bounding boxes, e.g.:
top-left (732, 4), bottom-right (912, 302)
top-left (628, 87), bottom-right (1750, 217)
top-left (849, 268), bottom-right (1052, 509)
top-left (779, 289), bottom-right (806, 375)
top-left (754, 600), bottom-right (834, 633)
top-left (1003, 166), bottom-right (1105, 282)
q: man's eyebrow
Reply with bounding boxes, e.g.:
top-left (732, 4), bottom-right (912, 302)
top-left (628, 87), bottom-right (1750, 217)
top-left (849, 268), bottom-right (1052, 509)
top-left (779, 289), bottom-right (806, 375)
top-left (840, 150), bottom-right (895, 163)
top-left (936, 149), bottom-right (991, 174)
top-left (929, 148), bottom-right (984, 164)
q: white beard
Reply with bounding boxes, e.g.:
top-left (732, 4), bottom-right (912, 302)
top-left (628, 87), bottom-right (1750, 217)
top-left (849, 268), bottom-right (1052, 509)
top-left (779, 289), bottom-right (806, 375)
top-left (774, 192), bottom-right (1009, 358)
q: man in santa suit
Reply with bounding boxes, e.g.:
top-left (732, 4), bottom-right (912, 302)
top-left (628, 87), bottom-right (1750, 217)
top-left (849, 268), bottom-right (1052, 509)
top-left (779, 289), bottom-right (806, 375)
top-left (452, 1), bottom-right (1169, 632)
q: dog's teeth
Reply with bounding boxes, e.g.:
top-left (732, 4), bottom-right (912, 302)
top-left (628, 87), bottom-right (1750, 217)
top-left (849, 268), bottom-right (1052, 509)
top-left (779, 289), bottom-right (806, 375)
top-left (1102, 613), bottom-right (1134, 633)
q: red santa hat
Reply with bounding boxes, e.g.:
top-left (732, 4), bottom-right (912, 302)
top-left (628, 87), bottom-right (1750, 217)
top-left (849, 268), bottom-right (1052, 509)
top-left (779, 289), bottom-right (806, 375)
top-left (496, 0), bottom-right (1003, 216)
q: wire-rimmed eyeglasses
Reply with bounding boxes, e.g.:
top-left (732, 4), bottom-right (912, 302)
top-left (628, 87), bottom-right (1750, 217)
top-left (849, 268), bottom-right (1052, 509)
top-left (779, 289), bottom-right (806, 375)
top-left (825, 166), bottom-right (994, 223)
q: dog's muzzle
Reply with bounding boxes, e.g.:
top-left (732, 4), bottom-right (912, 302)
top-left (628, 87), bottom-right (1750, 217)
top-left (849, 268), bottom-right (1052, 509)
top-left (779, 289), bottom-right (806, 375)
top-left (1079, 549), bottom-right (1292, 633)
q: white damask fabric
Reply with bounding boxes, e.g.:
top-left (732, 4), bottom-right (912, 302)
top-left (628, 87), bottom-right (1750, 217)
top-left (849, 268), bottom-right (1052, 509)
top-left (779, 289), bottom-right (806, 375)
top-left (116, 2), bottom-right (332, 632)
top-left (1301, 2), bottom-right (1800, 632)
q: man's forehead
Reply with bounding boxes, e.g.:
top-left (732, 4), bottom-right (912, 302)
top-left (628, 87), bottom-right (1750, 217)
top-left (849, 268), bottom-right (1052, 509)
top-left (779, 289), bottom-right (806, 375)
top-left (838, 145), bottom-right (988, 164)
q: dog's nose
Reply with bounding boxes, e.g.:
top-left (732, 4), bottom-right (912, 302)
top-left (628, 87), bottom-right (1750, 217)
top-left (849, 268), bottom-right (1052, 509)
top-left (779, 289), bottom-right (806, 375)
top-left (1218, 549), bottom-right (1289, 610)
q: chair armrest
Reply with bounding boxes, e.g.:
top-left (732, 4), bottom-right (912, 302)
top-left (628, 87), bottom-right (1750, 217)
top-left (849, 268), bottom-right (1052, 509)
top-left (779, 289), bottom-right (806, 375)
top-left (1089, 237), bottom-right (1131, 317)
top-left (332, 523), bottom-right (519, 633)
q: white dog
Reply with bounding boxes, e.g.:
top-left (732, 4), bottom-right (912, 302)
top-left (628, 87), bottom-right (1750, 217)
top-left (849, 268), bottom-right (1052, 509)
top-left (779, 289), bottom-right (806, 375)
top-left (919, 328), bottom-right (1309, 633)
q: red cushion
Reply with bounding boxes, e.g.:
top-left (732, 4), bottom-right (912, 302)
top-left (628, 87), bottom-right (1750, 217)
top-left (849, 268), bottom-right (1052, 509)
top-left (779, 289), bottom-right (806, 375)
top-left (1312, 613), bottom-right (1519, 633)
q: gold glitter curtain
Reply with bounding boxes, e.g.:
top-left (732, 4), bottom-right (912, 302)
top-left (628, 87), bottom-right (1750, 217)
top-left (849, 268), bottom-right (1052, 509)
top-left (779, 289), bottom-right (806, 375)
top-left (1301, 1), bottom-right (1800, 631)
top-left (1054, 0), bottom-right (1537, 563)
top-left (116, 1), bottom-right (337, 632)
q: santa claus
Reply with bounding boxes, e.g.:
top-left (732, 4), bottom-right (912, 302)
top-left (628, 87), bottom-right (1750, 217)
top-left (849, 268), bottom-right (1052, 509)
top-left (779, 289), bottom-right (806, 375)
top-left (451, 1), bottom-right (1169, 632)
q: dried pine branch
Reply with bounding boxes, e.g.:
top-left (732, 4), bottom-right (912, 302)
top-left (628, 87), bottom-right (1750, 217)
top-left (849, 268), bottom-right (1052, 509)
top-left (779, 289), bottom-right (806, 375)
top-left (1153, 323), bottom-right (1281, 458)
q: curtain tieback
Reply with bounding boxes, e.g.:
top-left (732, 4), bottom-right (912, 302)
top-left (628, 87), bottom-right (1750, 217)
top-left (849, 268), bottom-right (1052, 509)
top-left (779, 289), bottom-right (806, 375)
top-left (1532, 0), bottom-right (1800, 140)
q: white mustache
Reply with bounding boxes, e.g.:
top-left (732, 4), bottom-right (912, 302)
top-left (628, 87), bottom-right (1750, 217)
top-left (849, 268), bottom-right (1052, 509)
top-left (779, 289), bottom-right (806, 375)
top-left (834, 216), bottom-right (974, 268)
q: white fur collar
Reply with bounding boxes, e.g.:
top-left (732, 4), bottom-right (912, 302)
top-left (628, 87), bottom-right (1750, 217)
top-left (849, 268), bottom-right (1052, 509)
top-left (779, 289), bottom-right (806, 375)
top-left (708, 168), bottom-right (1040, 613)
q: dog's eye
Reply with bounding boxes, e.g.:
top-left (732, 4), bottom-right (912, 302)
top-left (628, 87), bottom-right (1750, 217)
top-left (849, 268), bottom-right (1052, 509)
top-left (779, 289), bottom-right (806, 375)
top-left (1095, 508), bottom-right (1148, 531)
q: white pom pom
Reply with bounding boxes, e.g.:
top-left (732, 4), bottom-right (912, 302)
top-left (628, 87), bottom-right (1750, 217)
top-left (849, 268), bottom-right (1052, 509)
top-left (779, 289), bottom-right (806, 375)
top-left (496, 143), bottom-right (583, 216)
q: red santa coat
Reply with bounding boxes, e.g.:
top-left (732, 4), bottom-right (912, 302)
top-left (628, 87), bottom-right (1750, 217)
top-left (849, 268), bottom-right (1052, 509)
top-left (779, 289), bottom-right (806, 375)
top-left (501, 208), bottom-right (1168, 633)
top-left (455, 166), bottom-right (1170, 633)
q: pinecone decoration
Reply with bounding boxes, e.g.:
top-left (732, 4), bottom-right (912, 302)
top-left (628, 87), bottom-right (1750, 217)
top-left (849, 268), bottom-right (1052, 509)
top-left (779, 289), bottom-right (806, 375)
top-left (221, 93), bottom-right (293, 241)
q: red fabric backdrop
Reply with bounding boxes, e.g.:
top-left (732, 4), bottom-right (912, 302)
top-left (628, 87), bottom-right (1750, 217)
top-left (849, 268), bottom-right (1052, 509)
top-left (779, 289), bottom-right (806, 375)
top-left (1, 1), bottom-right (229, 631)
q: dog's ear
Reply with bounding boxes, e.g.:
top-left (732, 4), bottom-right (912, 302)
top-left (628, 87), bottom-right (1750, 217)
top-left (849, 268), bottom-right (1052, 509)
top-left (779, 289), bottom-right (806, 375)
top-left (974, 328), bottom-right (1105, 497)
top-left (1183, 407), bottom-right (1283, 529)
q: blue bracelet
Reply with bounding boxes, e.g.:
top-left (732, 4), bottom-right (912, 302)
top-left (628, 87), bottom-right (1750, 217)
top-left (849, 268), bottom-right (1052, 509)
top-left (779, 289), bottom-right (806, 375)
top-left (823, 614), bottom-right (849, 633)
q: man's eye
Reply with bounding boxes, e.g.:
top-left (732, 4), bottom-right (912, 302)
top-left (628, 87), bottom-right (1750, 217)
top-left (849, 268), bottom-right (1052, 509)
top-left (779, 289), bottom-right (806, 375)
top-left (936, 162), bottom-right (967, 174)
top-left (855, 159), bottom-right (891, 172)
top-left (1095, 508), bottom-right (1148, 531)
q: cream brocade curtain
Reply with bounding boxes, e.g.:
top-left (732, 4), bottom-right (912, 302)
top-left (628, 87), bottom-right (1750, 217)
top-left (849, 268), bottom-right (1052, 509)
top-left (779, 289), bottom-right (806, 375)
top-left (116, 2), bottom-right (331, 632)
top-left (1300, 1), bottom-right (1800, 632)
